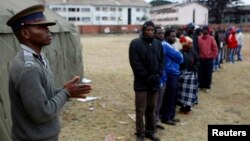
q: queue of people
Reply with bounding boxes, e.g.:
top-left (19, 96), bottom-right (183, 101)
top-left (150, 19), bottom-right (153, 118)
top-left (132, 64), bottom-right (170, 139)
top-left (6, 4), bottom-right (244, 141)
top-left (129, 20), bottom-right (244, 141)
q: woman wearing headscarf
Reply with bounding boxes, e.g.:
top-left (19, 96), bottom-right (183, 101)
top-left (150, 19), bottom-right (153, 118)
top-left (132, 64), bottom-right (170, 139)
top-left (177, 36), bottom-right (199, 114)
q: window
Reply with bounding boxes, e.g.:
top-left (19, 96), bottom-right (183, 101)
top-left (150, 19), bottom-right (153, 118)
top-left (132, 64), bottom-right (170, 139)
top-left (96, 16), bottom-right (100, 21)
top-left (68, 8), bottom-right (76, 12)
top-left (82, 17), bottom-right (91, 22)
top-left (110, 16), bottom-right (116, 21)
top-left (102, 16), bottom-right (108, 21)
top-left (136, 8), bottom-right (140, 12)
top-left (68, 17), bottom-right (76, 21)
top-left (51, 7), bottom-right (61, 11)
top-left (82, 8), bottom-right (90, 12)
top-left (110, 8), bottom-right (116, 12)
top-left (102, 7), bottom-right (108, 12)
top-left (136, 17), bottom-right (140, 21)
top-left (156, 17), bottom-right (178, 22)
top-left (96, 7), bottom-right (100, 11)
top-left (118, 8), bottom-right (122, 12)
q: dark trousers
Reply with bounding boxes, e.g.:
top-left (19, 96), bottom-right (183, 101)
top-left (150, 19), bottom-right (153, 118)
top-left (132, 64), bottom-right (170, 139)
top-left (135, 90), bottom-right (158, 136)
top-left (198, 59), bottom-right (213, 89)
top-left (160, 74), bottom-right (179, 121)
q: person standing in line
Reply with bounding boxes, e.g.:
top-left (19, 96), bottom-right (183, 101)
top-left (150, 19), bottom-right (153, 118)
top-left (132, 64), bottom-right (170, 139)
top-left (154, 26), bottom-right (166, 130)
top-left (198, 26), bottom-right (218, 93)
top-left (227, 27), bottom-right (238, 64)
top-left (178, 36), bottom-right (199, 114)
top-left (184, 22), bottom-right (201, 55)
top-left (154, 26), bottom-right (165, 41)
top-left (214, 27), bottom-right (225, 71)
top-left (236, 28), bottom-right (243, 61)
top-left (160, 29), bottom-right (183, 125)
top-left (224, 26), bottom-right (233, 62)
top-left (129, 21), bottom-right (164, 141)
top-left (172, 25), bottom-right (183, 51)
top-left (7, 4), bottom-right (92, 141)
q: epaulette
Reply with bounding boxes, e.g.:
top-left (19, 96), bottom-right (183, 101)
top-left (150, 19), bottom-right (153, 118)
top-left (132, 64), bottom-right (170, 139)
top-left (23, 50), bottom-right (35, 67)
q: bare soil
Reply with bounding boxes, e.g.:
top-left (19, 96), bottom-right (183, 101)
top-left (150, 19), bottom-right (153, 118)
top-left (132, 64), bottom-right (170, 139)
top-left (59, 33), bottom-right (250, 141)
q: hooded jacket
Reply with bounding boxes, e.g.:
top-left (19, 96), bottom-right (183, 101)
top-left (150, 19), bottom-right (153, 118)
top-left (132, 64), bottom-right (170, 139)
top-left (129, 34), bottom-right (165, 91)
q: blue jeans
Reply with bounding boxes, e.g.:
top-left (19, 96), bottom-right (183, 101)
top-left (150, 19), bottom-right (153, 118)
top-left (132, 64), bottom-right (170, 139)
top-left (213, 49), bottom-right (221, 69)
top-left (229, 48), bottom-right (236, 63)
top-left (237, 45), bottom-right (243, 60)
top-left (220, 47), bottom-right (225, 63)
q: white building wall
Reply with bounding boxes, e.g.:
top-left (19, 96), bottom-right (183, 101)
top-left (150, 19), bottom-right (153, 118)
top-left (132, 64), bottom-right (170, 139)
top-left (178, 3), bottom-right (208, 25)
top-left (151, 10), bottom-right (179, 26)
top-left (193, 4), bottom-right (208, 25)
top-left (150, 2), bottom-right (208, 26)
top-left (48, 4), bottom-right (150, 26)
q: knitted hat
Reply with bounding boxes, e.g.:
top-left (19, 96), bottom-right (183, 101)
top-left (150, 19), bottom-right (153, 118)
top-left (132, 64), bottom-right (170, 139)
top-left (180, 36), bottom-right (193, 48)
top-left (142, 21), bottom-right (155, 32)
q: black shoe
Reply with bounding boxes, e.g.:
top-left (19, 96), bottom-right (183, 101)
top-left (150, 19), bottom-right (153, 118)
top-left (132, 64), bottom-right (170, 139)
top-left (156, 124), bottom-right (165, 130)
top-left (161, 119), bottom-right (176, 125)
top-left (145, 133), bottom-right (160, 141)
top-left (136, 135), bottom-right (144, 141)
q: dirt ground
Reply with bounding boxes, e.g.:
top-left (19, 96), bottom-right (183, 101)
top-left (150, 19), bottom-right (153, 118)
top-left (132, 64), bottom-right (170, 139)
top-left (59, 33), bottom-right (250, 141)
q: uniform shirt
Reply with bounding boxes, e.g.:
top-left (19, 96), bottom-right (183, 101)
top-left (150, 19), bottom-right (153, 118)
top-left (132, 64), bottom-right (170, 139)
top-left (8, 44), bottom-right (69, 141)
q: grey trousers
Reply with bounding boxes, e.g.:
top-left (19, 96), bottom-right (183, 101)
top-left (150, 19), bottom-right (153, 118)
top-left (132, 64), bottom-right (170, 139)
top-left (155, 84), bottom-right (166, 122)
top-left (135, 90), bottom-right (158, 136)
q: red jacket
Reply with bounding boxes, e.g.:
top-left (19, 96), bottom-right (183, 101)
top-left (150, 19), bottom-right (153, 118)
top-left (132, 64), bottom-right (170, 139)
top-left (198, 34), bottom-right (218, 60)
top-left (227, 33), bottom-right (238, 48)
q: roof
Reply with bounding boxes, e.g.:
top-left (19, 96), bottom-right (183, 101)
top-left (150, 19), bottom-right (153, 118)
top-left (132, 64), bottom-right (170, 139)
top-left (150, 3), bottom-right (179, 12)
top-left (150, 2), bottom-right (208, 12)
top-left (177, 2), bottom-right (208, 9)
top-left (224, 5), bottom-right (250, 12)
top-left (45, 0), bottom-right (150, 7)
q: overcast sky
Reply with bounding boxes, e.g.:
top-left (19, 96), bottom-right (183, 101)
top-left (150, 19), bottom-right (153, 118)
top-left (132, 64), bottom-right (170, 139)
top-left (144, 0), bottom-right (250, 5)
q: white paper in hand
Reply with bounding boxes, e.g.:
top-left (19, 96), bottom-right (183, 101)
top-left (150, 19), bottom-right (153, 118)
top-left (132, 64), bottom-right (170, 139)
top-left (81, 78), bottom-right (92, 84)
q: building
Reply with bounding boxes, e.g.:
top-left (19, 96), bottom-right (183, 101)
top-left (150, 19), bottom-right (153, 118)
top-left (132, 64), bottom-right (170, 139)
top-left (45, 0), bottom-right (151, 33)
top-left (150, 2), bottom-right (208, 26)
top-left (222, 5), bottom-right (250, 24)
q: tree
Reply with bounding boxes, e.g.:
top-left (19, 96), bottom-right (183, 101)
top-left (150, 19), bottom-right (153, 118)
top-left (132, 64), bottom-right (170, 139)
top-left (150, 0), bottom-right (174, 7)
top-left (197, 0), bottom-right (243, 24)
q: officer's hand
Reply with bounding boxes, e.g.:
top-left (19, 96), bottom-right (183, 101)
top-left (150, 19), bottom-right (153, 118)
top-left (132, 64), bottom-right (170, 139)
top-left (63, 76), bottom-right (92, 98)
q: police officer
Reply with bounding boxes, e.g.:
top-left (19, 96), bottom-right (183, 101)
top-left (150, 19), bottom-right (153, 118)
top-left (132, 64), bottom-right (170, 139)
top-left (7, 4), bottom-right (92, 141)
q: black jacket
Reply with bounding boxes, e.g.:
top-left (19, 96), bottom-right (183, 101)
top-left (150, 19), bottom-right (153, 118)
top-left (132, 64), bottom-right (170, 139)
top-left (180, 48), bottom-right (199, 72)
top-left (129, 36), bottom-right (165, 91)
